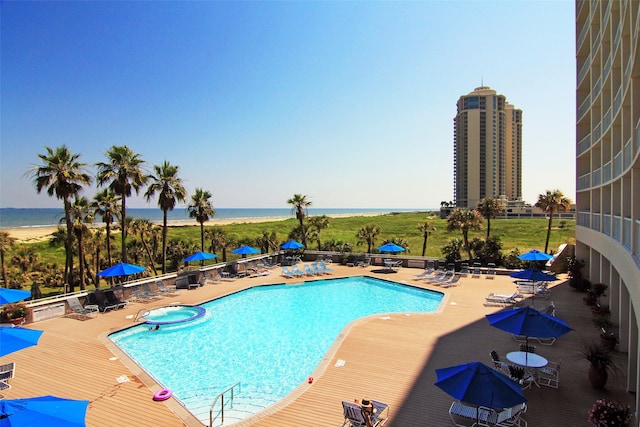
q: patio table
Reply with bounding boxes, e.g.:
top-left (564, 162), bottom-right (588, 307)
top-left (507, 351), bottom-right (548, 388)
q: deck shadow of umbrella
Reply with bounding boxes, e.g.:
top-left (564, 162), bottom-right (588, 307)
top-left (0, 325), bottom-right (44, 357)
top-left (0, 395), bottom-right (89, 427)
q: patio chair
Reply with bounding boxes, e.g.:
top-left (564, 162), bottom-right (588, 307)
top-left (537, 359), bottom-right (561, 389)
top-left (357, 257), bottom-right (371, 268)
top-left (518, 343), bottom-right (536, 353)
top-left (459, 262), bottom-right (470, 277)
top-left (303, 264), bottom-right (319, 276)
top-left (489, 351), bottom-right (510, 375)
top-left (485, 263), bottom-right (496, 279)
top-left (66, 296), bottom-right (99, 318)
top-left (508, 365), bottom-right (535, 391)
top-left (471, 263), bottom-right (482, 278)
top-left (141, 283), bottom-right (164, 300)
top-left (104, 289), bottom-right (128, 309)
top-left (311, 262), bottom-right (329, 275)
top-left (341, 400), bottom-right (388, 427)
top-left (0, 362), bottom-right (15, 383)
top-left (292, 264), bottom-right (308, 277)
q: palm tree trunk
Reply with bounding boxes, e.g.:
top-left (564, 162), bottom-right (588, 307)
top-left (544, 211), bottom-right (554, 254)
top-left (1, 251), bottom-right (8, 288)
top-left (76, 231), bottom-right (85, 291)
top-left (199, 221), bottom-right (205, 252)
top-left (140, 236), bottom-right (158, 276)
top-left (162, 209), bottom-right (168, 274)
top-left (106, 222), bottom-right (112, 267)
top-left (463, 231), bottom-right (472, 260)
top-left (421, 235), bottom-right (427, 257)
top-left (121, 196), bottom-right (127, 263)
top-left (486, 218), bottom-right (491, 240)
top-left (63, 198), bottom-right (75, 291)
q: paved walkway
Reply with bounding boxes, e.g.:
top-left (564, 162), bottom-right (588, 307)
top-left (0, 263), bottom-right (634, 426)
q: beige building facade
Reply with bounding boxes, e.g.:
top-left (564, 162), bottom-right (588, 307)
top-left (453, 86), bottom-right (522, 209)
top-left (575, 0), bottom-right (640, 417)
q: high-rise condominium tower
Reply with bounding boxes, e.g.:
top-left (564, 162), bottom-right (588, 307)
top-left (576, 0), bottom-right (640, 413)
top-left (453, 86), bottom-right (522, 209)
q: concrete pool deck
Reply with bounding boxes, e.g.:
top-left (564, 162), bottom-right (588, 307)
top-left (0, 264), bottom-right (633, 426)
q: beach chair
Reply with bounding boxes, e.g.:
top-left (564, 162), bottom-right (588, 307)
top-left (484, 292), bottom-right (523, 307)
top-left (104, 289), bottom-right (128, 309)
top-left (280, 267), bottom-right (297, 278)
top-left (303, 264), bottom-right (319, 276)
top-left (471, 263), bottom-right (482, 278)
top-left (156, 280), bottom-right (180, 295)
top-left (87, 291), bottom-right (119, 312)
top-left (357, 257), bottom-right (371, 268)
top-left (141, 283), bottom-right (164, 299)
top-left (0, 362), bottom-right (16, 384)
top-left (66, 296), bottom-right (99, 319)
top-left (341, 400), bottom-right (388, 427)
top-left (317, 261), bottom-right (334, 274)
top-left (485, 263), bottom-right (496, 279)
top-left (440, 273), bottom-right (462, 288)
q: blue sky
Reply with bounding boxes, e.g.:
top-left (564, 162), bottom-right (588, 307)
top-left (1, 1), bottom-right (575, 209)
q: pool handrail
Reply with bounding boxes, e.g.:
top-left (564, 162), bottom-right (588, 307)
top-left (209, 381), bottom-right (241, 427)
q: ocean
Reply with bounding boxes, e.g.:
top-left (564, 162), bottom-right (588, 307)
top-left (0, 207), bottom-right (422, 229)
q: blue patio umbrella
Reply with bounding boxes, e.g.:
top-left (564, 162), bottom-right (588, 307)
top-left (0, 289), bottom-right (31, 305)
top-left (280, 240), bottom-right (304, 250)
top-left (232, 245), bottom-right (260, 256)
top-left (486, 306), bottom-right (572, 341)
top-left (0, 325), bottom-right (44, 357)
top-left (183, 251), bottom-right (217, 263)
top-left (509, 268), bottom-right (558, 282)
top-left (518, 249), bottom-right (553, 262)
top-left (0, 395), bottom-right (89, 427)
top-left (97, 262), bottom-right (146, 277)
top-left (435, 361), bottom-right (526, 409)
top-left (376, 243), bottom-right (405, 253)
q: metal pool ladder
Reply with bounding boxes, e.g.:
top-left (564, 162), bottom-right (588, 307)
top-left (209, 381), bottom-right (241, 426)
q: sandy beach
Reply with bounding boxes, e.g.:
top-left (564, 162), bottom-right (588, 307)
top-left (4, 211), bottom-right (392, 244)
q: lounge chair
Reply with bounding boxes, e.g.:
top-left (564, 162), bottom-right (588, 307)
top-left (66, 296), bottom-right (99, 318)
top-left (156, 280), bottom-right (180, 296)
top-left (439, 273), bottom-right (462, 288)
top-left (317, 261), bottom-right (334, 274)
top-left (414, 266), bottom-right (434, 279)
top-left (427, 271), bottom-right (454, 285)
top-left (357, 257), bottom-right (371, 268)
top-left (292, 264), bottom-right (307, 277)
top-left (280, 267), bottom-right (297, 278)
top-left (471, 263), bottom-right (482, 278)
top-left (104, 289), bottom-right (128, 309)
top-left (484, 292), bottom-right (523, 307)
top-left (341, 400), bottom-right (388, 427)
top-left (485, 263), bottom-right (496, 279)
top-left (141, 283), bottom-right (164, 300)
top-left (303, 264), bottom-right (319, 276)
top-left (87, 291), bottom-right (119, 312)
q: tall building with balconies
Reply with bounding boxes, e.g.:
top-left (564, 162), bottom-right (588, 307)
top-left (576, 0), bottom-right (640, 413)
top-left (453, 86), bottom-right (522, 209)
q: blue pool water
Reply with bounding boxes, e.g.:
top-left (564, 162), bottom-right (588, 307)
top-left (109, 276), bottom-right (443, 425)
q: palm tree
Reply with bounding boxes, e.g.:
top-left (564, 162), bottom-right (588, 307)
top-left (535, 189), bottom-right (572, 253)
top-left (70, 196), bottom-right (93, 291)
top-left (206, 227), bottom-right (229, 262)
top-left (187, 188), bottom-right (215, 252)
top-left (145, 161), bottom-right (187, 274)
top-left (477, 198), bottom-right (505, 239)
top-left (0, 231), bottom-right (16, 288)
top-left (287, 194), bottom-right (312, 247)
top-left (417, 220), bottom-right (436, 257)
top-left (91, 189), bottom-right (121, 269)
top-left (446, 208), bottom-right (483, 260)
top-left (308, 215), bottom-right (330, 250)
top-left (129, 218), bottom-right (159, 275)
top-left (355, 224), bottom-right (380, 253)
top-left (96, 145), bottom-right (148, 263)
top-left (256, 231), bottom-right (279, 254)
top-left (30, 145), bottom-right (92, 285)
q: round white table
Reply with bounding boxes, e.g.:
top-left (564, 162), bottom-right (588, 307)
top-left (506, 351), bottom-right (548, 368)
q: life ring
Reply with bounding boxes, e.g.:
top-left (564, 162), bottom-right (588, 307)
top-left (153, 388), bottom-right (172, 401)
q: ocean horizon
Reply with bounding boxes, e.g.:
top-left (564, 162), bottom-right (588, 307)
top-left (0, 207), bottom-right (429, 229)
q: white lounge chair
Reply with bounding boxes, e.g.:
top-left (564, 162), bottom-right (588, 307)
top-left (317, 261), bottom-right (334, 274)
top-left (0, 362), bottom-right (15, 384)
top-left (341, 400), bottom-right (388, 427)
top-left (280, 267), bottom-right (297, 278)
top-left (484, 292), bottom-right (523, 307)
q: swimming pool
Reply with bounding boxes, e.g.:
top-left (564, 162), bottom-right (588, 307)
top-left (109, 276), bottom-right (443, 425)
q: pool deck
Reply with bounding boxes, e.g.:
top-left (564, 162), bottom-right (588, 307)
top-left (1, 263), bottom-right (633, 426)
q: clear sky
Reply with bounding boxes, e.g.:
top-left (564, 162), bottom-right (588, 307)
top-left (1, 1), bottom-right (576, 210)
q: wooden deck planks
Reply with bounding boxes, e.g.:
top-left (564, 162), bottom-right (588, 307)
top-left (0, 264), bottom-right (634, 426)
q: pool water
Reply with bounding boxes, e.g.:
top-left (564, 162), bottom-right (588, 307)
top-left (109, 276), bottom-right (443, 425)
